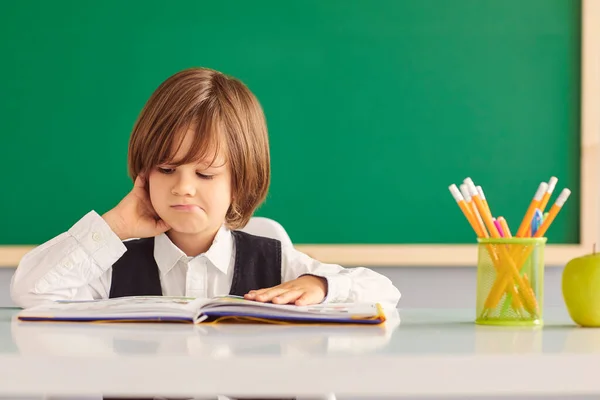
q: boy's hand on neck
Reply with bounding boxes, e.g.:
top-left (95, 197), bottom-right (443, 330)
top-left (102, 175), bottom-right (170, 240)
top-left (243, 275), bottom-right (328, 306)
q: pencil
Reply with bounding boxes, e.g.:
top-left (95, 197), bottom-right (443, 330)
top-left (448, 184), bottom-right (479, 236)
top-left (539, 176), bottom-right (558, 213)
top-left (495, 217), bottom-right (521, 314)
top-left (476, 185), bottom-right (493, 220)
top-left (534, 188), bottom-right (571, 238)
top-left (493, 218), bottom-right (504, 237)
top-left (460, 183), bottom-right (488, 238)
top-left (465, 178), bottom-right (500, 238)
top-left (497, 217), bottom-right (512, 238)
top-left (515, 182), bottom-right (548, 238)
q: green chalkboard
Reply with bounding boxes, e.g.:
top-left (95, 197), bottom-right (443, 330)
top-left (0, 0), bottom-right (581, 246)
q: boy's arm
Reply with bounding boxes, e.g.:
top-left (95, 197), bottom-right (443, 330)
top-left (10, 211), bottom-right (126, 308)
top-left (280, 245), bottom-right (401, 308)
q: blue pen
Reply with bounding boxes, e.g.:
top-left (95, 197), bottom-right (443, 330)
top-left (531, 209), bottom-right (543, 236)
top-left (529, 208), bottom-right (543, 299)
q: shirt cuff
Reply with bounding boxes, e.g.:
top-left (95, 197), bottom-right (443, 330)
top-left (68, 210), bottom-right (127, 270)
top-left (319, 274), bottom-right (352, 304)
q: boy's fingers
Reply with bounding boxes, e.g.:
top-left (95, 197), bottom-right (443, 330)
top-left (244, 292), bottom-right (257, 299)
top-left (295, 291), bottom-right (321, 306)
top-left (246, 287), bottom-right (270, 297)
top-left (244, 289), bottom-right (266, 300)
top-left (272, 290), bottom-right (303, 304)
top-left (244, 283), bottom-right (293, 300)
top-left (254, 287), bottom-right (287, 302)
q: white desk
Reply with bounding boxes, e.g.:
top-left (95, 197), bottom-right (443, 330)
top-left (0, 307), bottom-right (598, 398)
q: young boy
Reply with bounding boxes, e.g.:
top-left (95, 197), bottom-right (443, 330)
top-left (10, 67), bottom-right (400, 310)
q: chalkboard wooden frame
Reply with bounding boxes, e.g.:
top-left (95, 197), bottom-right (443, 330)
top-left (0, 1), bottom-right (598, 268)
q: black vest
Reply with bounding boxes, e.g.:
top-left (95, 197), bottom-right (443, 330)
top-left (108, 230), bottom-right (282, 298)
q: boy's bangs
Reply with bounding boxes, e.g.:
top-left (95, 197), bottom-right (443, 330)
top-left (160, 106), bottom-right (226, 168)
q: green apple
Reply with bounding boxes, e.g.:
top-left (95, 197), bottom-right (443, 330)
top-left (562, 248), bottom-right (600, 327)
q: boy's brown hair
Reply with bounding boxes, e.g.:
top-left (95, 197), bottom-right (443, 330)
top-left (127, 67), bottom-right (270, 229)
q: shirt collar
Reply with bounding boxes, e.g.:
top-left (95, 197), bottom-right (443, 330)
top-left (204, 225), bottom-right (233, 274)
top-left (154, 225), bottom-right (233, 275)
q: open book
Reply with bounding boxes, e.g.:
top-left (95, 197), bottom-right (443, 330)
top-left (17, 295), bottom-right (387, 325)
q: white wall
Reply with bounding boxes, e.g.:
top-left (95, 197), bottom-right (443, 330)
top-left (0, 265), bottom-right (569, 311)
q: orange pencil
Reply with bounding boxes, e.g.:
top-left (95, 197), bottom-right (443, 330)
top-left (496, 216), bottom-right (523, 310)
top-left (449, 184), bottom-right (480, 236)
top-left (465, 178), bottom-right (500, 237)
top-left (515, 182), bottom-right (548, 238)
top-left (539, 176), bottom-right (558, 213)
top-left (534, 188), bottom-right (571, 238)
top-left (460, 183), bottom-right (488, 237)
top-left (499, 215), bottom-right (525, 268)
top-left (476, 185), bottom-right (493, 219)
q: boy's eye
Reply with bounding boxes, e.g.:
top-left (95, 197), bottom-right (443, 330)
top-left (197, 172), bottom-right (214, 180)
top-left (157, 166), bottom-right (214, 180)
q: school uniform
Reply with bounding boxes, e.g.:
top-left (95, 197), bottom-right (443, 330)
top-left (11, 211), bottom-right (401, 309)
top-left (11, 212), bottom-right (400, 400)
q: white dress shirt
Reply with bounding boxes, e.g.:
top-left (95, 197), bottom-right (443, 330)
top-left (11, 211), bottom-right (401, 309)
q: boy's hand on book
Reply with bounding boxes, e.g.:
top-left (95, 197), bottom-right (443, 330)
top-left (102, 175), bottom-right (171, 240)
top-left (243, 275), bottom-right (328, 306)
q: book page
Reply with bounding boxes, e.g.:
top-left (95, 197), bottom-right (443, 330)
top-left (20, 296), bottom-right (207, 318)
top-left (201, 296), bottom-right (381, 321)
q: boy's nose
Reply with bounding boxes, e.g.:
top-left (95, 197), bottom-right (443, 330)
top-left (171, 176), bottom-right (197, 196)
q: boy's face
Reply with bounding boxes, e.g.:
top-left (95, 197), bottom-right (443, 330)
top-left (147, 128), bottom-right (232, 237)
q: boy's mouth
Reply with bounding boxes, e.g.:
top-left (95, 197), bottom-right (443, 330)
top-left (171, 204), bottom-right (202, 212)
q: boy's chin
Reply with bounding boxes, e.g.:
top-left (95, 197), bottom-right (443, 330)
top-left (166, 222), bottom-right (212, 235)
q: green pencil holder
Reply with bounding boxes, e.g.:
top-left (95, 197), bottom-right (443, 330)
top-left (475, 237), bottom-right (546, 326)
